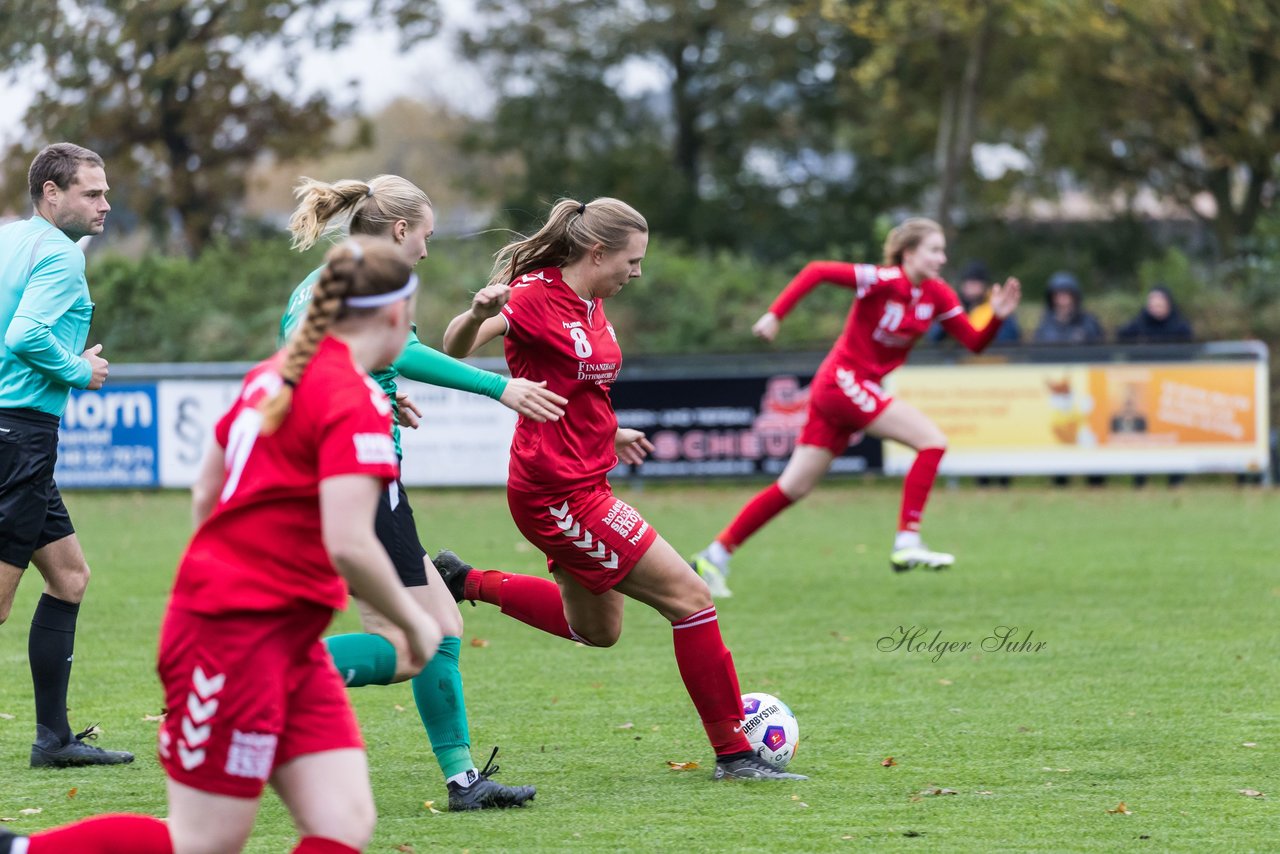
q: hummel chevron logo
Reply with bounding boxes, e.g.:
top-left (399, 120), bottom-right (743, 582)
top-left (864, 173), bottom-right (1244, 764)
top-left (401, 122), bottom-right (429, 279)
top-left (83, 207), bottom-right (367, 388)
top-left (601, 553), bottom-right (619, 570)
top-left (556, 514), bottom-right (576, 531)
top-left (572, 531), bottom-right (593, 549)
top-left (193, 666), bottom-right (226, 698)
top-left (179, 743), bottom-right (206, 771)
top-left (187, 693), bottom-right (219, 725)
top-left (549, 502), bottom-right (570, 520)
top-left (587, 542), bottom-right (609, 559)
top-left (182, 717), bottom-right (212, 747)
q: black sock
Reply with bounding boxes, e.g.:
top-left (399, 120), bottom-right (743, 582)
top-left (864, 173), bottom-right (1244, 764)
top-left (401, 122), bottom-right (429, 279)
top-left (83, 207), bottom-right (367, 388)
top-left (29, 593), bottom-right (80, 745)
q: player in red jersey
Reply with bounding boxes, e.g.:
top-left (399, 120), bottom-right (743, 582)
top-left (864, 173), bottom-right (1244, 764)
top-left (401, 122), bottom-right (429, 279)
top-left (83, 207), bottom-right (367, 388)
top-left (1, 240), bottom-right (442, 854)
top-left (436, 198), bottom-right (806, 782)
top-left (690, 218), bottom-right (1021, 593)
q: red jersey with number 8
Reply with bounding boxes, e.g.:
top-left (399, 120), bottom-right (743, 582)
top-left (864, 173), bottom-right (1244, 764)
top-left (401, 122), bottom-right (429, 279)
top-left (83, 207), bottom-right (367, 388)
top-left (171, 336), bottom-right (399, 616)
top-left (770, 262), bottom-right (963, 383)
top-left (502, 267), bottom-right (622, 493)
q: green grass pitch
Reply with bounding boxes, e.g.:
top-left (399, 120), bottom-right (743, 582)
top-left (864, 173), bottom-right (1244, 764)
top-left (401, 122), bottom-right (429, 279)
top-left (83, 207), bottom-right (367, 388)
top-left (1, 482), bottom-right (1276, 852)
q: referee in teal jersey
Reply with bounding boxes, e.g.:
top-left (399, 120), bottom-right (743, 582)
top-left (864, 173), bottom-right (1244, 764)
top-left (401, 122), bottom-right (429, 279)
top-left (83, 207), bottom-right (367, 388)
top-left (0, 143), bottom-right (132, 768)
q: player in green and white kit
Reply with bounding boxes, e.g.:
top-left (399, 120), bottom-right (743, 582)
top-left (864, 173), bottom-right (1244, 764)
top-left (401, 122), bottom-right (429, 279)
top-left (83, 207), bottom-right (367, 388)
top-left (282, 174), bottom-right (565, 811)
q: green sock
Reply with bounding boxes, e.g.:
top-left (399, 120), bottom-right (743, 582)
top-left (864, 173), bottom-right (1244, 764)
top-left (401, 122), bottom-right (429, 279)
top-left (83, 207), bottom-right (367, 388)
top-left (412, 636), bottom-right (475, 779)
top-left (325, 633), bottom-right (397, 687)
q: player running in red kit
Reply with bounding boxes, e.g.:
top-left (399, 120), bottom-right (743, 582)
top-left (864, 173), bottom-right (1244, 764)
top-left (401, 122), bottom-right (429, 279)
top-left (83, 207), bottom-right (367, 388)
top-left (436, 197), bottom-right (806, 782)
top-left (2, 239), bottom-right (441, 854)
top-left (691, 218), bottom-right (1021, 595)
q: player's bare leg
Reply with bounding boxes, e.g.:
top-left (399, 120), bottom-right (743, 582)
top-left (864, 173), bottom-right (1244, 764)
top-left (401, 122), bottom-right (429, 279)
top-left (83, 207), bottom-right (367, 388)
top-left (692, 445), bottom-right (835, 597)
top-left (619, 536), bottom-right (807, 781)
top-left (866, 401), bottom-right (953, 571)
top-left (165, 777), bottom-right (260, 854)
top-left (340, 562), bottom-right (534, 812)
top-left (270, 749), bottom-right (374, 852)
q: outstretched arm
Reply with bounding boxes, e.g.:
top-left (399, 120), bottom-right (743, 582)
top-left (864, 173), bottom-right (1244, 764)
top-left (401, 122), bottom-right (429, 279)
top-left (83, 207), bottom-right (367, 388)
top-left (754, 261), bottom-right (869, 342)
top-left (941, 277), bottom-right (1022, 353)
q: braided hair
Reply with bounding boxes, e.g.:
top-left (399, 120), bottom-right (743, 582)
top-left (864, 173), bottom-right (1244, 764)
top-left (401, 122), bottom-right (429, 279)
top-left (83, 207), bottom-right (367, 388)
top-left (259, 238), bottom-right (415, 433)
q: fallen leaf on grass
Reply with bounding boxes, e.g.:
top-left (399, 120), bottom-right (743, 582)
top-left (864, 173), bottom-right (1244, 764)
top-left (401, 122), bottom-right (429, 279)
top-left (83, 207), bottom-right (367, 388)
top-left (142, 713), bottom-right (166, 723)
top-left (19, 808), bottom-right (42, 816)
top-left (841, 835), bottom-right (853, 840)
top-left (937, 679), bottom-right (953, 686)
top-left (1238, 789), bottom-right (1265, 798)
top-left (917, 788), bottom-right (957, 797)
top-left (0, 713), bottom-right (15, 720)
top-left (666, 760), bottom-right (700, 771)
top-left (0, 818), bottom-right (16, 823)
top-left (1242, 742), bottom-right (1257, 748)
top-left (393, 705), bottom-right (406, 713)
top-left (470, 638), bottom-right (490, 648)
top-left (422, 800), bottom-right (442, 814)
top-left (616, 722), bottom-right (634, 730)
top-left (396, 844), bottom-right (415, 852)
top-left (67, 788), bottom-right (77, 799)
top-left (1107, 802), bottom-right (1132, 815)
top-left (976, 790), bottom-right (994, 795)
top-left (829, 631), bottom-right (849, 642)
top-left (650, 725), bottom-right (660, 731)
top-left (881, 757), bottom-right (897, 767)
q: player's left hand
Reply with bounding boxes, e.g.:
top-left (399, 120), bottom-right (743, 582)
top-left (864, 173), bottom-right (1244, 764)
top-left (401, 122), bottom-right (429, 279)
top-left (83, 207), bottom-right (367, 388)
top-left (991, 277), bottom-right (1022, 318)
top-left (395, 390), bottom-right (422, 429)
top-left (615, 428), bottom-right (654, 466)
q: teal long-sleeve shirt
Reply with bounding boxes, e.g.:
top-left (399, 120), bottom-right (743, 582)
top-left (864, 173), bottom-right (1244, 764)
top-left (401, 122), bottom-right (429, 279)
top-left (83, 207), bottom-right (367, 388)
top-left (0, 217), bottom-right (95, 416)
top-left (279, 267), bottom-right (508, 455)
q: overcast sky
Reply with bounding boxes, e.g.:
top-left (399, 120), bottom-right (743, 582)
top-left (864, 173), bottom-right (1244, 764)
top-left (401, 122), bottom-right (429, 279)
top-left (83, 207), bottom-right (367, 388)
top-left (0, 0), bottom-right (492, 149)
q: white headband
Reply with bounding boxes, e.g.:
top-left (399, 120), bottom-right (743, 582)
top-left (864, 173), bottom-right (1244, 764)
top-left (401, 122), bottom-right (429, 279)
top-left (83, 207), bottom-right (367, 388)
top-left (345, 272), bottom-right (419, 308)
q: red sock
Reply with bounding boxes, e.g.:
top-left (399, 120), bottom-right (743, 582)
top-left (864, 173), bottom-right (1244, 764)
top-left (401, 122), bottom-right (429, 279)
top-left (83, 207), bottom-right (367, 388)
top-left (28, 814), bottom-right (172, 854)
top-left (292, 837), bottom-right (359, 854)
top-left (899, 446), bottom-right (945, 532)
top-left (671, 607), bottom-right (752, 756)
top-left (465, 569), bottom-right (574, 641)
top-left (717, 483), bottom-right (794, 551)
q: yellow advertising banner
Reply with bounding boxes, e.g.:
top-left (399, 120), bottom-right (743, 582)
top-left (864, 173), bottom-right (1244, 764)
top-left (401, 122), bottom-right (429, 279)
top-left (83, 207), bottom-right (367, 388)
top-left (882, 361), bottom-right (1268, 475)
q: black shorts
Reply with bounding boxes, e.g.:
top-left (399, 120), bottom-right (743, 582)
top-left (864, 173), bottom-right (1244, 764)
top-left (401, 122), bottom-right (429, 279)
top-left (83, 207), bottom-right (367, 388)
top-left (374, 479), bottom-right (428, 588)
top-left (0, 408), bottom-right (76, 568)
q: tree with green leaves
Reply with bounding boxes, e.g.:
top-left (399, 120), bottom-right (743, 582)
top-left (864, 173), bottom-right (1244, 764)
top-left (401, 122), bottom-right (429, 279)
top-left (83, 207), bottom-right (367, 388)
top-left (0, 0), bottom-right (439, 254)
top-left (459, 0), bottom-right (879, 258)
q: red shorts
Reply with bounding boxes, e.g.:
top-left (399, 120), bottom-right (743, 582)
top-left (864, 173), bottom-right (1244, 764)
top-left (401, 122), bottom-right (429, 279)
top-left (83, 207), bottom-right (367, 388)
top-left (508, 482), bottom-right (660, 594)
top-left (155, 605), bottom-right (362, 798)
top-left (797, 366), bottom-right (892, 455)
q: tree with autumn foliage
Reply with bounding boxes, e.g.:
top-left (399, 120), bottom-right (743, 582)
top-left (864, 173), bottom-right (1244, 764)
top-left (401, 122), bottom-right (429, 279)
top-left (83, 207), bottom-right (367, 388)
top-left (0, 0), bottom-right (439, 254)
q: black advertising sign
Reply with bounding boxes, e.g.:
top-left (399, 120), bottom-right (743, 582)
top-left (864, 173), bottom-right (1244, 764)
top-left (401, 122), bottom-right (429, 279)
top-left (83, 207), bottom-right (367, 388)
top-left (610, 372), bottom-right (882, 478)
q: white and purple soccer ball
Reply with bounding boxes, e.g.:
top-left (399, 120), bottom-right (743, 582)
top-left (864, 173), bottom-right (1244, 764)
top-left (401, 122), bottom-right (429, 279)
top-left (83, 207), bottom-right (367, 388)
top-left (740, 692), bottom-right (800, 769)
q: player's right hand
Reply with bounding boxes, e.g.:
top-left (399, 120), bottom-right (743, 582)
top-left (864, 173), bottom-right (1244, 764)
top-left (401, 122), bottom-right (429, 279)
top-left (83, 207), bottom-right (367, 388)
top-left (500, 378), bottom-right (567, 422)
top-left (752, 312), bottom-right (781, 342)
top-left (83, 344), bottom-right (109, 390)
top-left (404, 612), bottom-right (443, 676)
top-left (470, 284), bottom-right (511, 320)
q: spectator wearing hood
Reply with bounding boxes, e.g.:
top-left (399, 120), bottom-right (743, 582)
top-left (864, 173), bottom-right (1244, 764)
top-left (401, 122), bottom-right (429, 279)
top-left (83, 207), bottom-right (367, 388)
top-left (1117, 286), bottom-right (1193, 344)
top-left (1032, 271), bottom-right (1106, 345)
top-left (929, 260), bottom-right (1022, 345)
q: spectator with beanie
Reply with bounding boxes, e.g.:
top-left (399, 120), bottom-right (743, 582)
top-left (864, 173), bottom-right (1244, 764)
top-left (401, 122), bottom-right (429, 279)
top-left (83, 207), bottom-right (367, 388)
top-left (1033, 271), bottom-right (1105, 345)
top-left (1117, 285), bottom-right (1193, 344)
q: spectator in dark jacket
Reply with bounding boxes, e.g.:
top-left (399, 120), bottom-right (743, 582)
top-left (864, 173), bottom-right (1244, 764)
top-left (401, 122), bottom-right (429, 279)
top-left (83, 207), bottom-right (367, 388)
top-left (1116, 285), bottom-right (1193, 343)
top-left (1033, 271), bottom-right (1106, 345)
